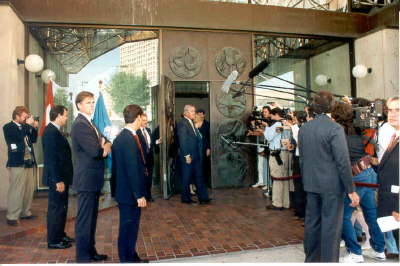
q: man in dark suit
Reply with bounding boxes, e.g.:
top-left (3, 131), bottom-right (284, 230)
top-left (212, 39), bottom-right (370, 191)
top-left (42, 105), bottom-right (74, 249)
top-left (377, 96), bottom-right (399, 249)
top-left (3, 106), bottom-right (38, 226)
top-left (71, 91), bottom-right (111, 263)
top-left (137, 113), bottom-right (154, 202)
top-left (111, 104), bottom-right (148, 263)
top-left (298, 91), bottom-right (359, 262)
top-left (176, 104), bottom-right (210, 204)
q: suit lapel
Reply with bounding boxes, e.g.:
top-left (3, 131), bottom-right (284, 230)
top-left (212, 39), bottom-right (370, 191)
top-left (379, 142), bottom-right (399, 170)
top-left (78, 114), bottom-right (100, 140)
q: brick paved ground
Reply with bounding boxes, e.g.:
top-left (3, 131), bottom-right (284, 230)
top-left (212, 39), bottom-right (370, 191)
top-left (0, 188), bottom-right (304, 263)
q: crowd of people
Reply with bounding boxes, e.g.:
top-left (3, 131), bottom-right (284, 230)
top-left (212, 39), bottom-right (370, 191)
top-left (2, 92), bottom-right (211, 263)
top-left (248, 92), bottom-right (399, 262)
top-left (2, 89), bottom-right (398, 263)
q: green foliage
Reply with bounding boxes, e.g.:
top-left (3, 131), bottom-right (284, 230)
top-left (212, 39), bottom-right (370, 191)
top-left (106, 71), bottom-right (150, 114)
top-left (54, 87), bottom-right (71, 107)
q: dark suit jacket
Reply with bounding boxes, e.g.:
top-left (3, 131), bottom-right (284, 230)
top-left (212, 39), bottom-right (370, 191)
top-left (176, 117), bottom-right (201, 161)
top-left (71, 114), bottom-right (107, 192)
top-left (137, 127), bottom-right (154, 168)
top-left (377, 142), bottom-right (399, 217)
top-left (3, 121), bottom-right (38, 167)
top-left (198, 120), bottom-right (210, 151)
top-left (111, 129), bottom-right (146, 205)
top-left (42, 123), bottom-right (73, 186)
top-left (298, 114), bottom-right (354, 195)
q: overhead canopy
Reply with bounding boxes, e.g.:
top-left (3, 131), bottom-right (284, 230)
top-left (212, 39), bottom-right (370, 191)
top-left (29, 26), bottom-right (158, 74)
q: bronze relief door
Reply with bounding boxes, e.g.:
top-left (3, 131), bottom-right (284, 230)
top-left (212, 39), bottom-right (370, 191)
top-left (159, 75), bottom-right (176, 199)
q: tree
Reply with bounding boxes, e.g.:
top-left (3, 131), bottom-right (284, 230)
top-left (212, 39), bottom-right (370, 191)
top-left (106, 71), bottom-right (150, 114)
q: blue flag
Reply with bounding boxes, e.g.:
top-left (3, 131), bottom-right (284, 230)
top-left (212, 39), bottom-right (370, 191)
top-left (93, 92), bottom-right (112, 171)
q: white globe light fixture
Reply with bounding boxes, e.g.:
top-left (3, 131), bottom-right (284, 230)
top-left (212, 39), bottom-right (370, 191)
top-left (315, 74), bottom-right (331, 86)
top-left (17, 54), bottom-right (44, 73)
top-left (352, 64), bottom-right (372, 79)
top-left (41, 69), bottom-right (56, 84)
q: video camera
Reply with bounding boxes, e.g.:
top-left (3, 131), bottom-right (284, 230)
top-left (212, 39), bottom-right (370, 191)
top-left (352, 100), bottom-right (384, 129)
top-left (248, 106), bottom-right (268, 130)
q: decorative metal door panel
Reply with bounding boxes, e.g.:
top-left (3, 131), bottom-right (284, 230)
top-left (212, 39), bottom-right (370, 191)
top-left (159, 75), bottom-right (176, 199)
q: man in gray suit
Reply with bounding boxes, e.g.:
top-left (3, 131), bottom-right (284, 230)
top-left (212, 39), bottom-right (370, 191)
top-left (298, 91), bottom-right (359, 262)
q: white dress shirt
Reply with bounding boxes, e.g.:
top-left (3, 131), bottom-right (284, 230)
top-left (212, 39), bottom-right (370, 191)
top-left (377, 122), bottom-right (396, 162)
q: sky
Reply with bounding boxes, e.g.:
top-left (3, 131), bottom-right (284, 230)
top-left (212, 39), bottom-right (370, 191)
top-left (68, 47), bottom-right (120, 98)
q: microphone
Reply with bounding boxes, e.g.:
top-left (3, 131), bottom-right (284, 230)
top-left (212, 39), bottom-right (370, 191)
top-left (221, 70), bottom-right (238, 93)
top-left (248, 59), bottom-right (270, 79)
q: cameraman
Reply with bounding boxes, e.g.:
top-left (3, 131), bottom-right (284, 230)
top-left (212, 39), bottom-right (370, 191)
top-left (248, 106), bottom-right (272, 189)
top-left (3, 107), bottom-right (38, 226)
top-left (264, 108), bottom-right (292, 211)
top-left (331, 102), bottom-right (385, 263)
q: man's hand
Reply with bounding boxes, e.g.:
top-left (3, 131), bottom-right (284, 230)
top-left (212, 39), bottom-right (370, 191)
top-left (392, 211), bottom-right (400, 222)
top-left (102, 142), bottom-right (112, 157)
top-left (137, 197), bottom-right (147, 208)
top-left (370, 157), bottom-right (379, 166)
top-left (185, 155), bottom-right (192, 164)
top-left (56, 181), bottom-right (65, 193)
top-left (348, 192), bottom-right (360, 207)
top-left (206, 149), bottom-right (211, 157)
top-left (26, 115), bottom-right (35, 126)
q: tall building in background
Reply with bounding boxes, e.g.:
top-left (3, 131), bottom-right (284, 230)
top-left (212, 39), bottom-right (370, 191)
top-left (120, 39), bottom-right (159, 87)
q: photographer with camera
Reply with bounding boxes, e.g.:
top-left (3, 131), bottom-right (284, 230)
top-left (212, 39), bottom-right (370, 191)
top-left (3, 106), bottom-right (39, 226)
top-left (331, 102), bottom-right (385, 263)
top-left (264, 108), bottom-right (293, 211)
top-left (248, 106), bottom-right (272, 189)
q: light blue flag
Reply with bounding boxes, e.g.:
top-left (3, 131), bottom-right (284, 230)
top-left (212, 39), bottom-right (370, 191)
top-left (93, 92), bottom-right (112, 171)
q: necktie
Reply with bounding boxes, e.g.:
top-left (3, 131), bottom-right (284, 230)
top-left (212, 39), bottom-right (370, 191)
top-left (142, 128), bottom-right (150, 152)
top-left (384, 133), bottom-right (399, 156)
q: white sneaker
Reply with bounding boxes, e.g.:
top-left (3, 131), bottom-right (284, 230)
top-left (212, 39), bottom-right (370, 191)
top-left (363, 249), bottom-right (386, 260)
top-left (340, 252), bottom-right (364, 263)
top-left (361, 241), bottom-right (371, 250)
top-left (263, 191), bottom-right (270, 197)
top-left (262, 185), bottom-right (269, 190)
top-left (252, 183), bottom-right (263, 188)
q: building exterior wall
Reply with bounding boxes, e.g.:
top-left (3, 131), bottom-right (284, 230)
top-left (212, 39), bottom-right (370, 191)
top-left (355, 29), bottom-right (399, 99)
top-left (0, 5), bottom-right (26, 210)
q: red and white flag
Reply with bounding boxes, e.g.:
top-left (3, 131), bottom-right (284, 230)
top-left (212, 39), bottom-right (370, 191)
top-left (39, 81), bottom-right (54, 136)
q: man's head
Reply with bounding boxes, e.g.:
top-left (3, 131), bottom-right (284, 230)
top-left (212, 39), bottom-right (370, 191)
top-left (50, 105), bottom-right (68, 127)
top-left (387, 96), bottom-right (400, 131)
top-left (262, 106), bottom-right (271, 119)
top-left (311, 90), bottom-right (335, 115)
top-left (183, 104), bottom-right (196, 120)
top-left (270, 108), bottom-right (284, 121)
top-left (123, 104), bottom-right (143, 130)
top-left (141, 113), bottom-right (148, 128)
top-left (75, 91), bottom-right (95, 116)
top-left (12, 106), bottom-right (30, 124)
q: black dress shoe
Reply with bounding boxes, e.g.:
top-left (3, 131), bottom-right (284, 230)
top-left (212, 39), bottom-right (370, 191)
top-left (62, 236), bottom-right (75, 243)
top-left (6, 219), bottom-right (18, 226)
top-left (92, 253), bottom-right (108, 261)
top-left (48, 242), bottom-right (72, 249)
top-left (199, 199), bottom-right (212, 205)
top-left (20, 215), bottom-right (37, 220)
top-left (181, 199), bottom-right (197, 204)
top-left (266, 205), bottom-right (283, 211)
top-left (134, 258), bottom-right (149, 263)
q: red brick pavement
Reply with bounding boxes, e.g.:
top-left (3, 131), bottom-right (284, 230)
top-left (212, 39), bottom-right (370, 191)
top-left (0, 188), bottom-right (304, 263)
